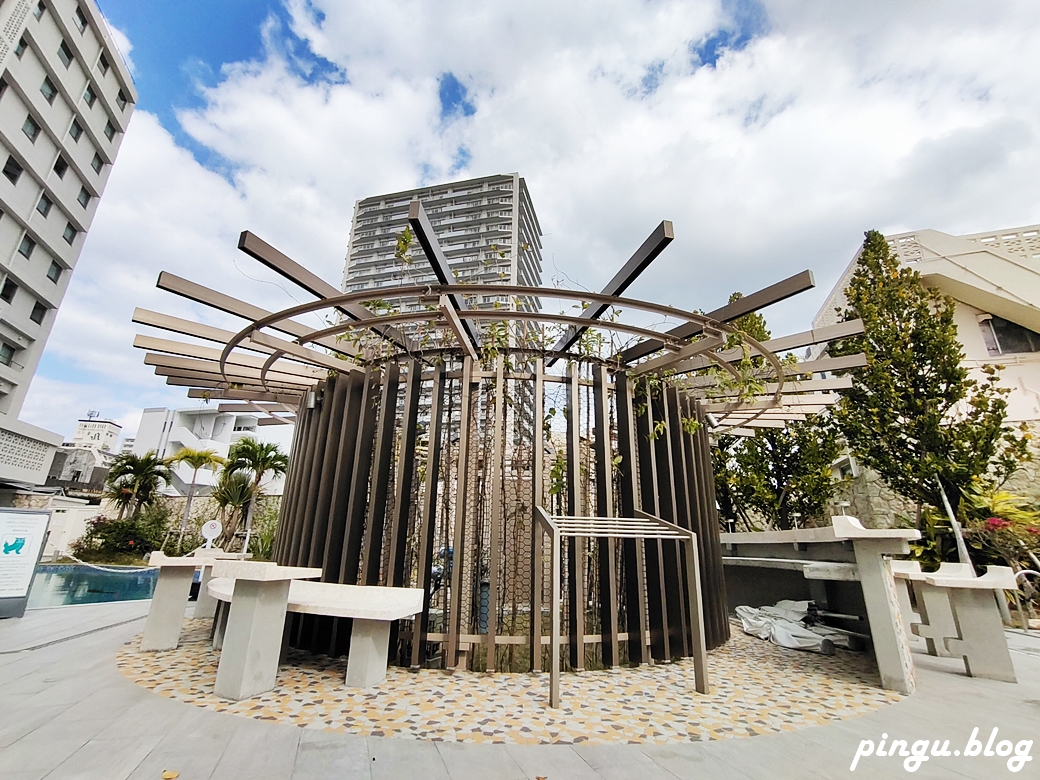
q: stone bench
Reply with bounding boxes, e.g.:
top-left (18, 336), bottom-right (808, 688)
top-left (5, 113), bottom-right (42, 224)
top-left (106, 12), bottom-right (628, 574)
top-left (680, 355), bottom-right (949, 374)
top-left (891, 561), bottom-right (974, 658)
top-left (721, 515), bottom-right (921, 694)
top-left (922, 566), bottom-right (1019, 683)
top-left (139, 549), bottom-right (251, 652)
top-left (208, 570), bottom-right (423, 699)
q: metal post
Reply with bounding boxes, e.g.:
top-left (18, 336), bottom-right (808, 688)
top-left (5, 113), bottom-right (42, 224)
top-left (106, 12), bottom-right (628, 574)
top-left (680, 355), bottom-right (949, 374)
top-left (485, 355), bottom-right (506, 671)
top-left (531, 358), bottom-right (545, 672)
top-left (447, 357), bottom-right (476, 670)
top-left (565, 363), bottom-right (585, 670)
top-left (593, 364), bottom-right (620, 667)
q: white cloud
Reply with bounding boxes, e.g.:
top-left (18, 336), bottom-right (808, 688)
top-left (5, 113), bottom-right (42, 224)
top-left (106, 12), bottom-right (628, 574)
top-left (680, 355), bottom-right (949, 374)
top-left (24, 0), bottom-right (1040, 437)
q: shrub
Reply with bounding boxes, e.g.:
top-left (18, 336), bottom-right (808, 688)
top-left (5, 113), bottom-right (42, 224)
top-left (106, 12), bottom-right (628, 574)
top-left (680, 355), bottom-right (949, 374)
top-left (71, 502), bottom-right (172, 559)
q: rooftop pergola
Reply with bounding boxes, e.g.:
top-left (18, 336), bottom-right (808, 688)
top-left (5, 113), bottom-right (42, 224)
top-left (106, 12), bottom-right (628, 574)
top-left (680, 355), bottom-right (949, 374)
top-left (131, 204), bottom-right (865, 674)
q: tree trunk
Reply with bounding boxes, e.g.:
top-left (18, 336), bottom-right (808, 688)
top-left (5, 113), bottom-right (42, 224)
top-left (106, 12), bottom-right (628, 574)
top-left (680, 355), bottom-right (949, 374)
top-left (181, 468), bottom-right (199, 533)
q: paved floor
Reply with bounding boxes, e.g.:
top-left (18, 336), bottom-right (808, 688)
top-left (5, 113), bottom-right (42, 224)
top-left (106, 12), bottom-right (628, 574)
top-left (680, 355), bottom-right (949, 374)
top-left (1, 600), bottom-right (1039, 779)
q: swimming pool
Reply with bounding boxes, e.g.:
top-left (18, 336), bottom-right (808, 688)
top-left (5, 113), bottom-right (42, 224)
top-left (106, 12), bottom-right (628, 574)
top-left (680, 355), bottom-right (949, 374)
top-left (27, 564), bottom-right (159, 608)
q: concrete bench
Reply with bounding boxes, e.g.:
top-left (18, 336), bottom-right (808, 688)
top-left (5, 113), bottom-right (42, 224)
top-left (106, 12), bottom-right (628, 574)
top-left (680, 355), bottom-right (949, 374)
top-left (721, 515), bottom-right (921, 694)
top-left (140, 549), bottom-right (250, 651)
top-left (923, 566), bottom-right (1019, 683)
top-left (208, 572), bottom-right (423, 698)
top-left (891, 561), bottom-right (974, 658)
top-left (205, 561), bottom-right (323, 700)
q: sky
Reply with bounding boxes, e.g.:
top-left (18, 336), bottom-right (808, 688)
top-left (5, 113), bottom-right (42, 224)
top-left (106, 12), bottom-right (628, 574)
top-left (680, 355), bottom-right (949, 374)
top-left (20, 0), bottom-right (1040, 442)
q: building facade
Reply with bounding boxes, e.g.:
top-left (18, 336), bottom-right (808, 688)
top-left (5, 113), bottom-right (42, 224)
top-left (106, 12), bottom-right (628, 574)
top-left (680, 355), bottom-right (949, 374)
top-left (815, 224), bottom-right (1040, 525)
top-left (0, 0), bottom-right (136, 484)
top-left (342, 173), bottom-right (543, 310)
top-left (132, 407), bottom-right (279, 496)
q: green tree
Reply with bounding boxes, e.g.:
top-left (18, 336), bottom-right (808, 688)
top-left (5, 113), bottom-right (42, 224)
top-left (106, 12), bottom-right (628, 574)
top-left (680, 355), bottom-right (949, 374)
top-left (211, 470), bottom-right (253, 549)
top-left (104, 451), bottom-right (172, 520)
top-left (830, 230), bottom-right (1030, 519)
top-left (224, 437), bottom-right (289, 552)
top-left (717, 420), bottom-right (843, 530)
top-left (167, 448), bottom-right (225, 533)
top-left (710, 292), bottom-right (842, 530)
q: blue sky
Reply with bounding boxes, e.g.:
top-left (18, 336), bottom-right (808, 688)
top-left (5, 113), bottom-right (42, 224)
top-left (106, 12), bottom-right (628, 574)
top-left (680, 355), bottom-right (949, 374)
top-left (21, 0), bottom-right (1040, 440)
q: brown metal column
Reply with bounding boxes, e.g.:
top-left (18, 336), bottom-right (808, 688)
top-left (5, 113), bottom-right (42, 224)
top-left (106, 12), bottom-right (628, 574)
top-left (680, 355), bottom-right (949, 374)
top-left (485, 355), bottom-right (506, 671)
top-left (592, 364), bottom-right (619, 667)
top-left (305, 375), bottom-right (348, 569)
top-left (530, 358), bottom-right (545, 672)
top-left (361, 364), bottom-right (402, 585)
top-left (614, 371), bottom-right (648, 664)
top-left (411, 364), bottom-right (445, 669)
top-left (447, 357), bottom-right (476, 670)
top-left (636, 385), bottom-right (670, 661)
top-left (653, 388), bottom-right (688, 657)
top-left (389, 360), bottom-right (422, 588)
top-left (286, 385), bottom-right (325, 566)
top-left (565, 363), bottom-right (585, 670)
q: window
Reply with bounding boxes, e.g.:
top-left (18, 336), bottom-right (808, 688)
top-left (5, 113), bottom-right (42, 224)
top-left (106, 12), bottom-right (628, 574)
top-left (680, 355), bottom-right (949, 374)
top-left (90, 152), bottom-right (103, 174)
top-left (74, 6), bottom-right (87, 32)
top-left (0, 279), bottom-right (17, 303)
top-left (77, 187), bottom-right (90, 208)
top-left (980, 315), bottom-right (1040, 356)
top-left (0, 343), bottom-right (16, 367)
top-left (15, 37), bottom-right (27, 58)
top-left (40, 76), bottom-right (58, 104)
top-left (36, 194), bottom-right (52, 217)
top-left (53, 155), bottom-right (68, 178)
top-left (34, 2), bottom-right (46, 20)
top-left (116, 89), bottom-right (127, 111)
top-left (69, 119), bottom-right (83, 141)
top-left (83, 84), bottom-right (96, 107)
top-left (2, 156), bottom-right (23, 184)
top-left (47, 261), bottom-right (62, 282)
top-left (22, 115), bottom-right (41, 143)
top-left (62, 222), bottom-right (76, 244)
top-left (58, 40), bottom-right (73, 68)
top-left (103, 120), bottom-right (115, 141)
top-left (18, 235), bottom-right (36, 258)
top-left (29, 301), bottom-right (47, 325)
top-left (98, 53), bottom-right (109, 75)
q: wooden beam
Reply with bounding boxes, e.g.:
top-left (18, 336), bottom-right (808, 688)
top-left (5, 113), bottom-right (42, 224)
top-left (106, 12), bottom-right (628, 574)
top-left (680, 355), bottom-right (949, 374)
top-left (616, 270), bottom-right (816, 363)
top-left (549, 220), bottom-right (674, 360)
top-left (439, 295), bottom-right (479, 360)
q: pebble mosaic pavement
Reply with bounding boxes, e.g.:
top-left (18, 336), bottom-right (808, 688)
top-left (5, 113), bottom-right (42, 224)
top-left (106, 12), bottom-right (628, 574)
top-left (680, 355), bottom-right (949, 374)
top-left (116, 619), bottom-right (903, 744)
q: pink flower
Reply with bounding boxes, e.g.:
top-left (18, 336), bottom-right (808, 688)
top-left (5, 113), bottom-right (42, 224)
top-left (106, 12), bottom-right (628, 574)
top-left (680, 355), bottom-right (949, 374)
top-left (985, 517), bottom-right (1012, 531)
top-left (1026, 526), bottom-right (1040, 536)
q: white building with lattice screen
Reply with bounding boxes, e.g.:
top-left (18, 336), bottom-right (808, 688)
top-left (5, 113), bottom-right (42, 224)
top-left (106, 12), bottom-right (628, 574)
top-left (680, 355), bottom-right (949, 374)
top-left (815, 224), bottom-right (1040, 423)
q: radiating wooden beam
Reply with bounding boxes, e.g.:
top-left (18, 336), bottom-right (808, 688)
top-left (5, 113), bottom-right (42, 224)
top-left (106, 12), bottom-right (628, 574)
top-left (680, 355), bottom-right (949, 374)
top-left (187, 388), bottom-right (302, 403)
top-left (701, 393), bottom-right (841, 413)
top-left (439, 295), bottom-right (479, 360)
top-left (134, 335), bottom-right (326, 378)
top-left (616, 270), bottom-right (816, 363)
top-left (549, 221), bottom-right (674, 361)
top-left (156, 272), bottom-right (348, 354)
top-left (145, 354), bottom-right (319, 386)
top-left (408, 200), bottom-right (480, 351)
top-left (238, 230), bottom-right (414, 352)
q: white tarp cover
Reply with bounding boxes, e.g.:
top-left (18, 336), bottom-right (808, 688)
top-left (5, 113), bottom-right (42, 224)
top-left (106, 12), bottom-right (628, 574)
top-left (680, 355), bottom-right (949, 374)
top-left (735, 600), bottom-right (852, 654)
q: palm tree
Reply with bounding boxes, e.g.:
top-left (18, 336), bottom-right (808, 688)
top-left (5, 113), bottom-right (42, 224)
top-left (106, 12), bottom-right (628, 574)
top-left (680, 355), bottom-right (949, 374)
top-left (104, 451), bottom-right (173, 520)
top-left (168, 448), bottom-right (225, 533)
top-left (211, 470), bottom-right (253, 548)
top-left (224, 437), bottom-right (289, 552)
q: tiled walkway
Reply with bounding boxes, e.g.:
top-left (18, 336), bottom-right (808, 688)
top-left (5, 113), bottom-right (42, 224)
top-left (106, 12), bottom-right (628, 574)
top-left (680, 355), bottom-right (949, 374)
top-left (2, 600), bottom-right (1039, 779)
top-left (116, 619), bottom-right (901, 744)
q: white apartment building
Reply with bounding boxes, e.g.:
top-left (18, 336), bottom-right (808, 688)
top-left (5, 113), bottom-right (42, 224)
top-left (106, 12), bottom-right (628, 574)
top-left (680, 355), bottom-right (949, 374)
top-left (816, 223), bottom-right (1040, 523)
top-left (0, 0), bottom-right (135, 484)
top-left (343, 173), bottom-right (543, 311)
top-left (132, 406), bottom-right (283, 496)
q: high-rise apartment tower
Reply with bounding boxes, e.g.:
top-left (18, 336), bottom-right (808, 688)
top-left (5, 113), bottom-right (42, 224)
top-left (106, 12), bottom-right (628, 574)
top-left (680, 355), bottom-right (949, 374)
top-left (342, 173), bottom-right (542, 312)
top-left (0, 0), bottom-right (136, 483)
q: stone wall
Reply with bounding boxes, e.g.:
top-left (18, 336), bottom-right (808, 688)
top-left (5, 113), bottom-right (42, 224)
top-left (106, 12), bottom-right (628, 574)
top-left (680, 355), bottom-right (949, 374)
top-left (831, 421), bottom-right (1040, 528)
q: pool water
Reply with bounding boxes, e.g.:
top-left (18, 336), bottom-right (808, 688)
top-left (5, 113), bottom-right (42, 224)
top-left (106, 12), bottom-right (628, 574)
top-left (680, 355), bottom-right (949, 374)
top-left (27, 564), bottom-right (159, 608)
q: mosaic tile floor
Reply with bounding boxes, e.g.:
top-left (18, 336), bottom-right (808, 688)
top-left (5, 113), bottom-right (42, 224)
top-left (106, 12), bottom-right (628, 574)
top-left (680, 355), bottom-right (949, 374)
top-left (116, 620), bottom-right (903, 744)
